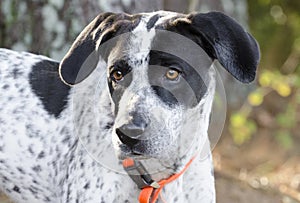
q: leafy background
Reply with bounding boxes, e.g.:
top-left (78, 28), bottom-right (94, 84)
top-left (216, 1), bottom-right (300, 202)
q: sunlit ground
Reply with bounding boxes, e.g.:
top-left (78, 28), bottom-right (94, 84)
top-left (214, 129), bottom-right (300, 203)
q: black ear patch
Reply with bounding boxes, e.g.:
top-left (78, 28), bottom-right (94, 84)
top-left (59, 13), bottom-right (141, 85)
top-left (163, 11), bottom-right (260, 83)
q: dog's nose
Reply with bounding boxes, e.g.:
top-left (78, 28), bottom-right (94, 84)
top-left (116, 124), bottom-right (145, 147)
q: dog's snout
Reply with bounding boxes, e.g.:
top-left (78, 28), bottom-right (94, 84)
top-left (116, 123), bottom-right (146, 147)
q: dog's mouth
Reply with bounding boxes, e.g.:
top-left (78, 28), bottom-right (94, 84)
top-left (115, 127), bottom-right (153, 160)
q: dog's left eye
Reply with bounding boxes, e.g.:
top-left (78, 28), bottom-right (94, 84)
top-left (165, 69), bottom-right (180, 80)
top-left (112, 70), bottom-right (124, 81)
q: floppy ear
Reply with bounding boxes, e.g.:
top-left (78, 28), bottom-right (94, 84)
top-left (59, 12), bottom-right (141, 85)
top-left (166, 11), bottom-right (260, 83)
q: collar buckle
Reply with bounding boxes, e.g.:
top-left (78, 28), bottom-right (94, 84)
top-left (122, 158), bottom-right (160, 189)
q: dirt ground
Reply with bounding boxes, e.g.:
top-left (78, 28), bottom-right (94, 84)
top-left (216, 173), bottom-right (283, 203)
top-left (213, 128), bottom-right (300, 203)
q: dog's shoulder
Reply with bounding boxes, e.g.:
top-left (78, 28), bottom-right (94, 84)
top-left (28, 55), bottom-right (71, 118)
top-left (0, 48), bottom-right (70, 118)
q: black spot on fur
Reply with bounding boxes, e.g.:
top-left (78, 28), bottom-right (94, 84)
top-left (83, 182), bottom-right (90, 190)
top-left (13, 185), bottom-right (21, 193)
top-left (29, 187), bottom-right (37, 195)
top-left (19, 88), bottom-right (25, 93)
top-left (146, 14), bottom-right (160, 30)
top-left (100, 183), bottom-right (104, 189)
top-left (12, 68), bottom-right (22, 79)
top-left (28, 146), bottom-right (35, 155)
top-left (29, 59), bottom-right (70, 118)
top-left (32, 180), bottom-right (39, 185)
top-left (185, 194), bottom-right (189, 200)
top-left (37, 151), bottom-right (45, 159)
top-left (62, 135), bottom-right (71, 144)
top-left (104, 122), bottom-right (114, 129)
top-left (17, 167), bottom-right (25, 174)
top-left (3, 176), bottom-right (9, 181)
top-left (32, 165), bottom-right (42, 172)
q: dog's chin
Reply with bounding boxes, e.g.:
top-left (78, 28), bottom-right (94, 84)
top-left (117, 143), bottom-right (175, 163)
top-left (117, 144), bottom-right (150, 161)
top-left (119, 152), bottom-right (149, 161)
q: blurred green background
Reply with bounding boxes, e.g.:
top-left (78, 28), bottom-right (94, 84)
top-left (0, 0), bottom-right (299, 202)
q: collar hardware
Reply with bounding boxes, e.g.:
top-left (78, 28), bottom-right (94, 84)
top-left (123, 158), bottom-right (160, 189)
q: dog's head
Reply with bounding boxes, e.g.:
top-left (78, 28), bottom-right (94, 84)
top-left (59, 11), bottom-right (259, 169)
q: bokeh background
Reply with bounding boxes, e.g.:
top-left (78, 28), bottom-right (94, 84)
top-left (0, 0), bottom-right (299, 202)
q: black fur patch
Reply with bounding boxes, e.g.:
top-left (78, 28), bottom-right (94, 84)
top-left (29, 60), bottom-right (70, 118)
top-left (146, 14), bottom-right (160, 30)
top-left (151, 85), bottom-right (178, 106)
top-left (149, 50), bottom-right (209, 108)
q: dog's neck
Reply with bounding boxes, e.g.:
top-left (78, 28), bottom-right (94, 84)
top-left (60, 136), bottom-right (215, 202)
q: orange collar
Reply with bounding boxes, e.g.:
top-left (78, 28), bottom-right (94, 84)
top-left (123, 157), bottom-right (195, 203)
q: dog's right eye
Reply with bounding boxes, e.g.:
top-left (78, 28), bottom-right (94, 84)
top-left (112, 70), bottom-right (124, 81)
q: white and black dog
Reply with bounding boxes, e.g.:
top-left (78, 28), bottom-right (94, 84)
top-left (0, 11), bottom-right (259, 203)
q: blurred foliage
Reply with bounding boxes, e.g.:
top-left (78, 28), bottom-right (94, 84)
top-left (229, 0), bottom-right (300, 148)
top-left (230, 112), bottom-right (257, 145)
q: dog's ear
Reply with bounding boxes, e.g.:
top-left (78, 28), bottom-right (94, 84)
top-left (165, 11), bottom-right (260, 83)
top-left (59, 12), bottom-right (141, 85)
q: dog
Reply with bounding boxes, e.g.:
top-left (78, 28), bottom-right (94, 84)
top-left (0, 11), bottom-right (259, 203)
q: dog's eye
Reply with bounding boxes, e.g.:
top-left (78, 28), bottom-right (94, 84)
top-left (165, 69), bottom-right (180, 80)
top-left (112, 70), bottom-right (124, 81)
